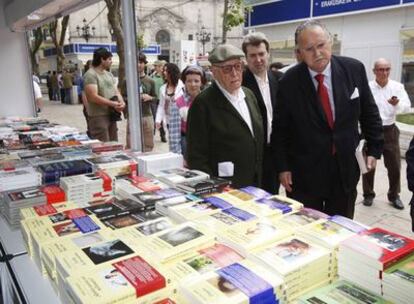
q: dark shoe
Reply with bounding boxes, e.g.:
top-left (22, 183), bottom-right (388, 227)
top-left (390, 198), bottom-right (404, 210)
top-left (362, 197), bottom-right (373, 206)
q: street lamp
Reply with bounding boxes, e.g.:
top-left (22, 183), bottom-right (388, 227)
top-left (196, 26), bottom-right (211, 55)
top-left (76, 18), bottom-right (96, 43)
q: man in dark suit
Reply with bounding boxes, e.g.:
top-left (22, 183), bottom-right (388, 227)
top-left (187, 44), bottom-right (264, 188)
top-left (242, 32), bottom-right (280, 194)
top-left (272, 20), bottom-right (383, 218)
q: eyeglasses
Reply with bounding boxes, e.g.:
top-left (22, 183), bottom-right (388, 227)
top-left (213, 62), bottom-right (243, 74)
top-left (375, 68), bottom-right (391, 72)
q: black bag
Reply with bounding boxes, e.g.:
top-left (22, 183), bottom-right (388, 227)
top-left (109, 96), bottom-right (122, 122)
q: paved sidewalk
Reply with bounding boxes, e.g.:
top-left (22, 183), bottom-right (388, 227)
top-left (39, 99), bottom-right (414, 238)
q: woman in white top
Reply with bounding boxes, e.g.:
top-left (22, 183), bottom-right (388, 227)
top-left (155, 63), bottom-right (184, 153)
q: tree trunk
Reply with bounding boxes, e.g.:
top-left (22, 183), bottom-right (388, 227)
top-left (105, 0), bottom-right (125, 88)
top-left (49, 15), bottom-right (70, 72)
top-left (222, 0), bottom-right (229, 44)
top-left (30, 27), bottom-right (44, 75)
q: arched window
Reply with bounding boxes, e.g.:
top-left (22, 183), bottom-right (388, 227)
top-left (156, 30), bottom-right (170, 47)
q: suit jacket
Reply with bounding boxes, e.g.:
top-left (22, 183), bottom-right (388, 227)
top-left (406, 137), bottom-right (414, 231)
top-left (272, 55), bottom-right (383, 195)
top-left (187, 82), bottom-right (264, 188)
top-left (242, 69), bottom-right (279, 144)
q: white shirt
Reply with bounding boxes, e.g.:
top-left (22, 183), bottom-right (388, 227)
top-left (369, 79), bottom-right (411, 126)
top-left (33, 81), bottom-right (42, 99)
top-left (215, 81), bottom-right (254, 136)
top-left (254, 73), bottom-right (273, 144)
top-left (308, 62), bottom-right (335, 120)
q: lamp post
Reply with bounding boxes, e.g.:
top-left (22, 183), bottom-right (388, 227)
top-left (196, 26), bottom-right (211, 55)
top-left (76, 18), bottom-right (95, 43)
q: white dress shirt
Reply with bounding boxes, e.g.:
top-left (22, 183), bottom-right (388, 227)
top-left (309, 62), bottom-right (336, 120)
top-left (369, 79), bottom-right (411, 126)
top-left (215, 81), bottom-right (254, 136)
top-left (254, 73), bottom-right (273, 144)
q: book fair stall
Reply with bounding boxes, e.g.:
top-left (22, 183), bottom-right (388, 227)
top-left (1, 2), bottom-right (414, 304)
top-left (0, 117), bottom-right (414, 304)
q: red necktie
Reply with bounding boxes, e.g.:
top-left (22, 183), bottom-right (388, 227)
top-left (315, 74), bottom-right (334, 129)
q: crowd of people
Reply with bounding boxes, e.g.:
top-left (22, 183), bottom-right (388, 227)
top-left (36, 19), bottom-right (414, 228)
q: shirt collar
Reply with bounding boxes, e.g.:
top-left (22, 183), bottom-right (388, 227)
top-left (308, 62), bottom-right (332, 80)
top-left (215, 80), bottom-right (245, 103)
top-left (253, 72), bottom-right (269, 85)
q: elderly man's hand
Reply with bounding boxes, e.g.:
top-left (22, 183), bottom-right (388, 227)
top-left (279, 171), bottom-right (293, 192)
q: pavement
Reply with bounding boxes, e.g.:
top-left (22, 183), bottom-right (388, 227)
top-left (39, 98), bottom-right (414, 238)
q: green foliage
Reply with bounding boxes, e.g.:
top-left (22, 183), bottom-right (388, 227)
top-left (397, 113), bottom-right (414, 125)
top-left (137, 33), bottom-right (145, 50)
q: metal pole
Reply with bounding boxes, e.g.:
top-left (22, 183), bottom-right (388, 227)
top-left (121, 0), bottom-right (142, 151)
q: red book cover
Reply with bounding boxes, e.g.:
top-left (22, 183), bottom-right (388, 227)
top-left (95, 170), bottom-right (113, 192)
top-left (34, 204), bottom-right (58, 216)
top-left (41, 185), bottom-right (65, 204)
top-left (153, 299), bottom-right (176, 304)
top-left (113, 256), bottom-right (166, 298)
top-left (342, 227), bottom-right (414, 269)
top-left (137, 181), bottom-right (161, 192)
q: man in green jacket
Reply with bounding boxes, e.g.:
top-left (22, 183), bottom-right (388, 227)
top-left (187, 44), bottom-right (264, 188)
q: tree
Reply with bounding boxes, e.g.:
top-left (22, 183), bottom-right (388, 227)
top-left (29, 27), bottom-right (44, 75)
top-left (49, 15), bottom-right (70, 72)
top-left (222, 0), bottom-right (246, 44)
top-left (105, 0), bottom-right (125, 87)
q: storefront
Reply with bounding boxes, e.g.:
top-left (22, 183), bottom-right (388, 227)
top-left (246, 0), bottom-right (414, 104)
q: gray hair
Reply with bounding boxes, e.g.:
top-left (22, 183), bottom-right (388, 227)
top-left (242, 32), bottom-right (270, 55)
top-left (294, 19), bottom-right (332, 50)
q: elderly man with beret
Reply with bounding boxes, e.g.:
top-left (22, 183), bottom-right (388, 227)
top-left (186, 44), bottom-right (264, 188)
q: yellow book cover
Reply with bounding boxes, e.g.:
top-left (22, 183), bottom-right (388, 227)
top-left (41, 229), bottom-right (117, 280)
top-left (164, 243), bottom-right (244, 282)
top-left (141, 223), bottom-right (215, 263)
top-left (168, 200), bottom-right (222, 222)
top-left (65, 255), bottom-right (172, 304)
top-left (218, 218), bottom-right (294, 256)
top-left (249, 236), bottom-right (333, 277)
top-left (115, 217), bottom-right (176, 240)
top-left (278, 208), bottom-right (329, 228)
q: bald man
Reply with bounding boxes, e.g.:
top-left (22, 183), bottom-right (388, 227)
top-left (362, 58), bottom-right (411, 210)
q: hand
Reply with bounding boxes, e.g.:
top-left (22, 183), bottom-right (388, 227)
top-left (366, 156), bottom-right (377, 172)
top-left (114, 101), bottom-right (125, 112)
top-left (279, 171), bottom-right (293, 192)
top-left (388, 96), bottom-right (399, 106)
top-left (141, 93), bottom-right (152, 102)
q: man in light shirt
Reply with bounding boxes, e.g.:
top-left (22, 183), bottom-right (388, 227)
top-left (242, 32), bottom-right (280, 194)
top-left (187, 44), bottom-right (264, 188)
top-left (362, 58), bottom-right (411, 210)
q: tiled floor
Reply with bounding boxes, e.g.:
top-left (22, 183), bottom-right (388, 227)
top-left (39, 99), bottom-right (414, 237)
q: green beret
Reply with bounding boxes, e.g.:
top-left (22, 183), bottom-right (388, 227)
top-left (208, 44), bottom-right (245, 64)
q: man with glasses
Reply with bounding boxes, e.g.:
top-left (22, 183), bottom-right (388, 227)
top-left (272, 20), bottom-right (383, 218)
top-left (187, 44), bottom-right (264, 188)
top-left (362, 58), bottom-right (411, 209)
top-left (242, 32), bottom-right (280, 194)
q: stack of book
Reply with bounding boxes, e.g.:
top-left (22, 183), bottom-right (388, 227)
top-left (88, 141), bottom-right (123, 153)
top-left (137, 223), bottom-right (215, 263)
top-left (218, 218), bottom-right (293, 257)
top-left (382, 253), bottom-right (414, 303)
top-left (338, 227), bottom-right (414, 295)
top-left (0, 166), bottom-right (42, 192)
top-left (175, 177), bottom-right (230, 195)
top-left (62, 254), bottom-right (173, 304)
top-left (134, 152), bottom-right (183, 175)
top-left (278, 208), bottom-right (329, 228)
top-left (87, 153), bottom-right (137, 178)
top-left (60, 171), bottom-right (112, 206)
top-left (37, 160), bottom-right (93, 184)
top-left (1, 186), bottom-right (45, 228)
top-left (40, 184), bottom-right (66, 204)
top-left (297, 280), bottom-right (391, 304)
top-left (128, 188), bottom-right (186, 211)
top-left (179, 259), bottom-right (285, 304)
top-left (164, 243), bottom-right (244, 283)
top-left (250, 236), bottom-right (334, 302)
top-left (151, 168), bottom-right (210, 185)
top-left (155, 194), bottom-right (200, 216)
top-left (296, 215), bottom-right (366, 274)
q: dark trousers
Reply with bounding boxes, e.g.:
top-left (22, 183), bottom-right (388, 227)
top-left (262, 145), bottom-right (279, 194)
top-left (363, 124), bottom-right (401, 201)
top-left (288, 155), bottom-right (357, 218)
top-left (47, 87), bottom-right (53, 100)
